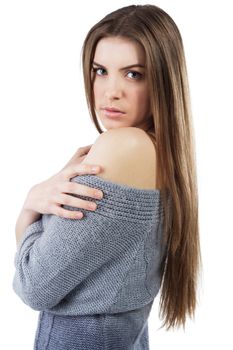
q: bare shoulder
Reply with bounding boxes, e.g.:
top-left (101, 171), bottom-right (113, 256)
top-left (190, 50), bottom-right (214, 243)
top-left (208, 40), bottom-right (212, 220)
top-left (81, 127), bottom-right (157, 190)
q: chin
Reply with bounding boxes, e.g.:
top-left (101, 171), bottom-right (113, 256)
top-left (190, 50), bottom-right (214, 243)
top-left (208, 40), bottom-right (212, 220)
top-left (100, 120), bottom-right (121, 130)
top-left (98, 115), bottom-right (131, 131)
top-left (104, 125), bottom-right (119, 131)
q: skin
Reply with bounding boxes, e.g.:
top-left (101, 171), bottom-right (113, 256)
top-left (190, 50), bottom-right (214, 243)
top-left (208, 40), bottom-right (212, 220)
top-left (92, 36), bottom-right (154, 132)
top-left (82, 36), bottom-right (157, 188)
top-left (81, 127), bottom-right (157, 189)
top-left (15, 38), bottom-right (157, 247)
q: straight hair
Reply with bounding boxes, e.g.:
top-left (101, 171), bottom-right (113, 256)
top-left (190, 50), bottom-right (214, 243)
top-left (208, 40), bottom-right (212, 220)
top-left (81, 4), bottom-right (202, 331)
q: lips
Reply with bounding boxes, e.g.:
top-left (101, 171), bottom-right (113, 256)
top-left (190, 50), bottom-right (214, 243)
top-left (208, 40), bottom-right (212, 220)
top-left (102, 106), bottom-right (125, 113)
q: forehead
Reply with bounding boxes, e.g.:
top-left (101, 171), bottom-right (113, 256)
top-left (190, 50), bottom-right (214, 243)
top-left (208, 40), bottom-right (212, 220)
top-left (93, 36), bottom-right (146, 65)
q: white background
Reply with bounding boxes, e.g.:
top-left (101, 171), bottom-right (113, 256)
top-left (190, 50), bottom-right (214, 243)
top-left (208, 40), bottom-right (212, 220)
top-left (0, 0), bottom-right (232, 349)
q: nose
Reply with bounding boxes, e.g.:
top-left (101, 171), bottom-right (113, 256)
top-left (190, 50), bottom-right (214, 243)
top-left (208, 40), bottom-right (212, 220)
top-left (104, 78), bottom-right (123, 100)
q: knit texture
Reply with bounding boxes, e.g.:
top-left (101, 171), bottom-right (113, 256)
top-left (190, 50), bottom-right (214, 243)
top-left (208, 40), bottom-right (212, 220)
top-left (12, 174), bottom-right (167, 349)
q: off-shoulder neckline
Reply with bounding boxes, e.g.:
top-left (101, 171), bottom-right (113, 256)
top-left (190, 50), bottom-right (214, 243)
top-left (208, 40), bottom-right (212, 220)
top-left (74, 174), bottom-right (161, 195)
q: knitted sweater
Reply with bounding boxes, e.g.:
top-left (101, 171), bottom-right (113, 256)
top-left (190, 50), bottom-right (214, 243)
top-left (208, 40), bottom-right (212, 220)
top-left (12, 174), bottom-right (167, 349)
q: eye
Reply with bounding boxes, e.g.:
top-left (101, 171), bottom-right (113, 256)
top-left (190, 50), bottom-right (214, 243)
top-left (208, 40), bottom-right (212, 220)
top-left (127, 71), bottom-right (142, 80)
top-left (91, 67), bottom-right (106, 76)
top-left (91, 67), bottom-right (143, 80)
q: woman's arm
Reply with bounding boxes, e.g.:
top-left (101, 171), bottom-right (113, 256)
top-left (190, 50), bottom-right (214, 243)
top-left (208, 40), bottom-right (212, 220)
top-left (13, 174), bottom-right (158, 312)
top-left (15, 205), bottom-right (42, 248)
top-left (12, 128), bottom-right (162, 312)
top-left (14, 145), bottom-right (104, 247)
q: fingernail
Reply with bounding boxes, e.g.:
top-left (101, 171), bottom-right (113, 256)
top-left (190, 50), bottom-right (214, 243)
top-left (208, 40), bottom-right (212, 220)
top-left (95, 191), bottom-right (103, 199)
top-left (91, 166), bottom-right (99, 172)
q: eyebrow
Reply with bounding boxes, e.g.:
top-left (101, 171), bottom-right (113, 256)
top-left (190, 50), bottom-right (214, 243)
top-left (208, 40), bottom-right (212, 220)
top-left (92, 61), bottom-right (146, 70)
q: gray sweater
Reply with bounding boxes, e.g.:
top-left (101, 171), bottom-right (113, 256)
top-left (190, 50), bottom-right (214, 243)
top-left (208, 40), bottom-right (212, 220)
top-left (12, 174), bottom-right (167, 349)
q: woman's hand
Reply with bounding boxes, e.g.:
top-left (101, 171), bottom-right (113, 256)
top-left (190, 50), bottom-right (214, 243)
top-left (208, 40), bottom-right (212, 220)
top-left (23, 145), bottom-right (104, 220)
top-left (61, 143), bottom-right (94, 169)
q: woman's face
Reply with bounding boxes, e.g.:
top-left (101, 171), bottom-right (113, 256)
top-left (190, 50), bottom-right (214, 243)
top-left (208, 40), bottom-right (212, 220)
top-left (91, 36), bottom-right (153, 132)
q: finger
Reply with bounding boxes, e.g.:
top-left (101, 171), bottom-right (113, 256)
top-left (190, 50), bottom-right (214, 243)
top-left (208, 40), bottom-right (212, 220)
top-left (81, 144), bottom-right (93, 149)
top-left (55, 193), bottom-right (98, 211)
top-left (62, 181), bottom-right (103, 199)
top-left (76, 144), bottom-right (93, 156)
top-left (63, 163), bottom-right (102, 180)
top-left (65, 145), bottom-right (93, 166)
top-left (70, 145), bottom-right (93, 160)
top-left (51, 204), bottom-right (84, 219)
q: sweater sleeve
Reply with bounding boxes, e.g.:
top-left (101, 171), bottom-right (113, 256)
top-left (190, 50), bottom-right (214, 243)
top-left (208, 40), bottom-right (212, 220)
top-left (12, 174), bottom-right (161, 311)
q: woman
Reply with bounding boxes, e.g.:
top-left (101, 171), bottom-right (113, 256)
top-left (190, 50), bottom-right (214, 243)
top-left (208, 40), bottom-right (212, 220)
top-left (12, 4), bottom-right (202, 349)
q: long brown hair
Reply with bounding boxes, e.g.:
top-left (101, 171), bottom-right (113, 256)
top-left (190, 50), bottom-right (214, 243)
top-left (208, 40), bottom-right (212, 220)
top-left (81, 4), bottom-right (202, 331)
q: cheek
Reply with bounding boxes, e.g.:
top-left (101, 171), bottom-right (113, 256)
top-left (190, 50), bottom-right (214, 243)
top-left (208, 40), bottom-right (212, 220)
top-left (131, 86), bottom-right (150, 110)
top-left (93, 81), bottom-right (104, 102)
